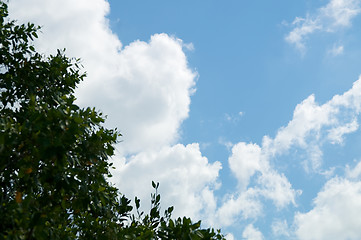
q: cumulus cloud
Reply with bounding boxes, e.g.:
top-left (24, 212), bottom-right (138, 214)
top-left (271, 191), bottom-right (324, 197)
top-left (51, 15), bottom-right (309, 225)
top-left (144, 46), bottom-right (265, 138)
top-left (218, 76), bottom-right (361, 227)
top-left (264, 77), bottom-right (361, 171)
top-left (217, 189), bottom-right (263, 226)
top-left (229, 143), bottom-right (262, 190)
top-left (112, 144), bottom-right (221, 220)
top-left (242, 224), bottom-right (264, 240)
top-left (216, 144), bottom-right (300, 227)
top-left (228, 143), bottom-right (298, 207)
top-left (8, 0), bottom-right (222, 224)
top-left (92, 34), bottom-right (196, 154)
top-left (9, 0), bottom-right (361, 236)
top-left (9, 0), bottom-right (196, 155)
top-left (286, 0), bottom-right (361, 52)
top-left (295, 177), bottom-right (361, 240)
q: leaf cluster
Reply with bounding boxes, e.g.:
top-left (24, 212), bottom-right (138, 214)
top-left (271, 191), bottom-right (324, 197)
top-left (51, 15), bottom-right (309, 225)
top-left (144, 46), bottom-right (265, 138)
top-left (121, 182), bottom-right (224, 240)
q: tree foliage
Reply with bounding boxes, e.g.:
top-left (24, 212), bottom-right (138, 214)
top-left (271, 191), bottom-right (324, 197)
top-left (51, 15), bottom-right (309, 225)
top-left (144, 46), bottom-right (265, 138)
top-left (0, 2), bottom-right (225, 239)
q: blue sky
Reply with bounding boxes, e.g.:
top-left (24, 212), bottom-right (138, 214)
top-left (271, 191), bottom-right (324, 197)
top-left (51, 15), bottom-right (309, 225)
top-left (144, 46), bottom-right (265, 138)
top-left (9, 0), bottom-right (361, 239)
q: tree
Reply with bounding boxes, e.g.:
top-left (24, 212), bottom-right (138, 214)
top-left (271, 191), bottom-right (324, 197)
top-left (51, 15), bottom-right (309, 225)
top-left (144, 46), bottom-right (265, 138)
top-left (0, 1), bottom-right (225, 239)
top-left (0, 2), bottom-right (129, 239)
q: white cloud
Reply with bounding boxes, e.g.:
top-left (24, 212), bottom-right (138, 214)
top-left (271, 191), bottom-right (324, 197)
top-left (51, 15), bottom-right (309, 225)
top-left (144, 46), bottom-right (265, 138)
top-left (217, 140), bottom-right (300, 227)
top-left (229, 142), bottom-right (262, 190)
top-left (217, 148), bottom-right (299, 227)
top-left (218, 76), bottom-right (361, 227)
top-left (8, 0), bottom-right (196, 155)
top-left (96, 34), bottom-right (196, 154)
top-left (263, 94), bottom-right (335, 157)
top-left (321, 0), bottom-right (361, 29)
top-left (285, 17), bottom-right (321, 51)
top-left (242, 224), bottom-right (264, 240)
top-left (224, 112), bottom-right (242, 123)
top-left (9, 0), bottom-right (361, 236)
top-left (217, 189), bottom-right (263, 226)
top-left (257, 170), bottom-right (300, 208)
top-left (286, 0), bottom-right (361, 52)
top-left (183, 42), bottom-right (195, 51)
top-left (9, 0), bottom-right (121, 65)
top-left (328, 118), bottom-right (358, 143)
top-left (112, 144), bottom-right (221, 220)
top-left (218, 137), bottom-right (234, 150)
top-left (8, 0), bottom-right (222, 224)
top-left (295, 177), bottom-right (361, 240)
top-left (263, 77), bottom-right (361, 171)
top-left (272, 219), bottom-right (290, 237)
top-left (346, 160), bottom-right (361, 179)
top-left (328, 44), bottom-right (344, 56)
top-left (225, 233), bottom-right (235, 240)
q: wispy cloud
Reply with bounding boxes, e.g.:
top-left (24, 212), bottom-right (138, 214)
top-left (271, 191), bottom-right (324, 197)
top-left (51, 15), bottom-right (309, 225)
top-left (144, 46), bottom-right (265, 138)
top-left (286, 0), bottom-right (361, 52)
top-left (328, 43), bottom-right (345, 56)
top-left (346, 160), bottom-right (361, 179)
top-left (286, 16), bottom-right (321, 51)
top-left (224, 111), bottom-right (243, 123)
top-left (272, 219), bottom-right (290, 237)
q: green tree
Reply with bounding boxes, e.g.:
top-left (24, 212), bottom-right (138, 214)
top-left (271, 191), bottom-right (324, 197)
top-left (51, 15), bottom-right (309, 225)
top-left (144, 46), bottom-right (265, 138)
top-left (0, 2), bottom-right (130, 239)
top-left (122, 182), bottom-right (224, 239)
top-left (0, 1), bottom-right (225, 239)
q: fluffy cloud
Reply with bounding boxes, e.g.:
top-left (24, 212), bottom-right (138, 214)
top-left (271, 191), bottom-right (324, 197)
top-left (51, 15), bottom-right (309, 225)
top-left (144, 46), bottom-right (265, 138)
top-left (218, 76), bottom-right (361, 227)
top-left (112, 144), bottom-right (221, 220)
top-left (229, 143), bottom-right (262, 190)
top-left (242, 224), bottom-right (264, 240)
top-left (229, 143), bottom-right (299, 207)
top-left (8, 0), bottom-right (221, 224)
top-left (217, 143), bottom-right (300, 227)
top-left (295, 177), bottom-right (361, 240)
top-left (217, 189), bottom-right (263, 226)
top-left (9, 0), bottom-right (121, 66)
top-left (286, 0), bottom-right (361, 51)
top-left (9, 0), bottom-right (361, 237)
top-left (90, 34), bottom-right (196, 154)
top-left (9, 0), bottom-right (196, 155)
top-left (264, 77), bottom-right (361, 171)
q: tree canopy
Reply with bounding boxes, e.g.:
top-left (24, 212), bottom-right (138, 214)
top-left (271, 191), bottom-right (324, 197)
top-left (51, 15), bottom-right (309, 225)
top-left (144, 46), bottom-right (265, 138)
top-left (0, 1), bottom-right (225, 239)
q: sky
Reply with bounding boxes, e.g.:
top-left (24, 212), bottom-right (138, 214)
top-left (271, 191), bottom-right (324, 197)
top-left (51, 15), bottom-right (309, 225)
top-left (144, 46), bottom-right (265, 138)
top-left (7, 0), bottom-right (361, 239)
